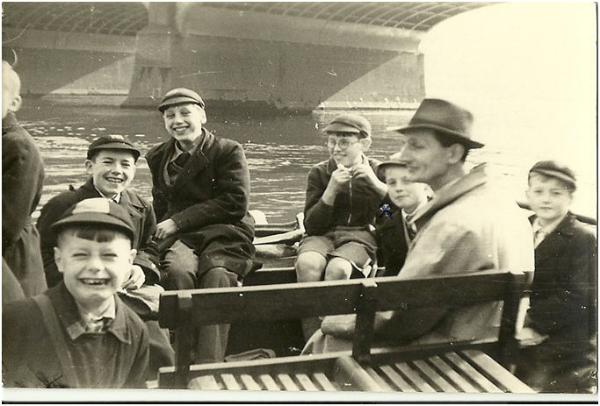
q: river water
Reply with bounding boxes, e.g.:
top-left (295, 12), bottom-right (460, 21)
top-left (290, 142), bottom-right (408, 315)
top-left (19, 98), bottom-right (596, 223)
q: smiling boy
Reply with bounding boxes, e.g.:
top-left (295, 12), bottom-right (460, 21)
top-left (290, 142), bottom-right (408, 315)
top-left (295, 114), bottom-right (387, 339)
top-left (37, 134), bottom-right (174, 376)
top-left (3, 198), bottom-right (149, 388)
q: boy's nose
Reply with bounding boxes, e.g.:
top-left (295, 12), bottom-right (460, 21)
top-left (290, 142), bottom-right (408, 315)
top-left (86, 257), bottom-right (104, 272)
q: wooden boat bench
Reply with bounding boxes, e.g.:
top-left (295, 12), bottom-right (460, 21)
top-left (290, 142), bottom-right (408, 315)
top-left (157, 270), bottom-right (535, 393)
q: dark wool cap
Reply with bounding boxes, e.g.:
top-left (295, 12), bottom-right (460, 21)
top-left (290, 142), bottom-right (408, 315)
top-left (158, 88), bottom-right (205, 112)
top-left (323, 114), bottom-right (372, 138)
top-left (529, 160), bottom-right (577, 190)
top-left (87, 134), bottom-right (140, 161)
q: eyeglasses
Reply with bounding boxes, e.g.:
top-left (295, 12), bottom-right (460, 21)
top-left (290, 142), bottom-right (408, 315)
top-left (326, 137), bottom-right (360, 149)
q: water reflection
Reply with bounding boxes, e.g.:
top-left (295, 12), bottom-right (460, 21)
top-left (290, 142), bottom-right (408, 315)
top-left (18, 98), bottom-right (595, 222)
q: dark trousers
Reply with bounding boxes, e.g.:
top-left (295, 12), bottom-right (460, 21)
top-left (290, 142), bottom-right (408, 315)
top-left (163, 241), bottom-right (238, 363)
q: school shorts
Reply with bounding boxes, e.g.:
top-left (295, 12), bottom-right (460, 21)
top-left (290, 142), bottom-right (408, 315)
top-left (298, 226), bottom-right (377, 276)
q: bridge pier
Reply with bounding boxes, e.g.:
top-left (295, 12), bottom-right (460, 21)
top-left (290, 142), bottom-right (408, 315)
top-left (122, 3), bottom-right (181, 108)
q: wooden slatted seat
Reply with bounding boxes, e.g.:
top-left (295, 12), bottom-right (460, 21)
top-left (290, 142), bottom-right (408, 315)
top-left (158, 269), bottom-right (534, 393)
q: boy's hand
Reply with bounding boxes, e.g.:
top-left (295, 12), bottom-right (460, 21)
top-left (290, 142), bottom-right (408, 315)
top-left (123, 265), bottom-right (145, 290)
top-left (155, 219), bottom-right (178, 240)
top-left (321, 167), bottom-right (352, 205)
top-left (352, 163), bottom-right (388, 197)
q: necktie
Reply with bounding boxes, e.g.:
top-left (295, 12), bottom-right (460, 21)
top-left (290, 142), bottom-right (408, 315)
top-left (167, 151), bottom-right (191, 179)
top-left (405, 214), bottom-right (417, 241)
top-left (534, 229), bottom-right (546, 248)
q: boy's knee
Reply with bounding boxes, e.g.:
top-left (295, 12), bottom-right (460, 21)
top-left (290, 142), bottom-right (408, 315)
top-left (324, 257), bottom-right (353, 280)
top-left (295, 252), bottom-right (326, 282)
top-left (199, 267), bottom-right (238, 288)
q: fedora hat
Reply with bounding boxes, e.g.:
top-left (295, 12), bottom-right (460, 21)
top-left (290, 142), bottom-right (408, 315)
top-left (396, 98), bottom-right (484, 149)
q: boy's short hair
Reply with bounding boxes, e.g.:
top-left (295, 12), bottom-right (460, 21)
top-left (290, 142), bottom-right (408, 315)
top-left (51, 198), bottom-right (135, 242)
top-left (528, 160), bottom-right (577, 192)
top-left (56, 224), bottom-right (132, 247)
top-left (324, 114), bottom-right (371, 139)
top-left (87, 134), bottom-right (140, 161)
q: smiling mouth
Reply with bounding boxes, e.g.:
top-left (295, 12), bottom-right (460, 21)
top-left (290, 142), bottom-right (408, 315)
top-left (105, 177), bottom-right (123, 184)
top-left (80, 278), bottom-right (110, 286)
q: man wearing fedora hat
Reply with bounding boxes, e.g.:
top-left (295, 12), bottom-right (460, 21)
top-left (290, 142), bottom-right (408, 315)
top-left (304, 98), bottom-right (534, 353)
top-left (146, 88), bottom-right (257, 364)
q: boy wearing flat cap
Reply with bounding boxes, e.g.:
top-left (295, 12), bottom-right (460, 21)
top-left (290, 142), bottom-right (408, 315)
top-left (147, 88), bottom-right (256, 363)
top-left (37, 134), bottom-right (174, 376)
top-left (304, 99), bottom-right (534, 354)
top-left (515, 160), bottom-right (597, 393)
top-left (375, 152), bottom-right (432, 276)
top-left (296, 113), bottom-right (387, 339)
top-left (3, 61), bottom-right (46, 299)
top-left (3, 198), bottom-right (149, 388)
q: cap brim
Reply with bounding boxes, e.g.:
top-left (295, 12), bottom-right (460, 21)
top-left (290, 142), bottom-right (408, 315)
top-left (323, 122), bottom-right (362, 135)
top-left (51, 213), bottom-right (135, 239)
top-left (395, 124), bottom-right (484, 149)
top-left (88, 143), bottom-right (140, 159)
top-left (377, 160), bottom-right (408, 180)
top-left (158, 97), bottom-right (204, 112)
top-left (529, 169), bottom-right (577, 189)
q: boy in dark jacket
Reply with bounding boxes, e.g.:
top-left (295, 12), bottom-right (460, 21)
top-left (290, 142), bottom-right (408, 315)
top-left (516, 160), bottom-right (597, 393)
top-left (147, 88), bottom-right (256, 364)
top-left (2, 60), bottom-right (46, 299)
top-left (36, 134), bottom-right (174, 377)
top-left (295, 114), bottom-right (387, 339)
top-left (375, 153), bottom-right (432, 276)
top-left (3, 198), bottom-right (149, 388)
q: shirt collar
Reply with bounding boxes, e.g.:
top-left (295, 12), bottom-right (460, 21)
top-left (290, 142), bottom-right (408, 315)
top-left (170, 129), bottom-right (206, 162)
top-left (532, 213), bottom-right (567, 236)
top-left (49, 283), bottom-right (130, 343)
top-left (93, 183), bottom-right (121, 203)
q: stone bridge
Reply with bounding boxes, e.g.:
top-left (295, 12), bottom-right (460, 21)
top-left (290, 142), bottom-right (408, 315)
top-left (2, 2), bottom-right (485, 112)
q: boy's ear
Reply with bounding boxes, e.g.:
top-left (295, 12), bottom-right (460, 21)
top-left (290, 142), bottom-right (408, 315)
top-left (84, 159), bottom-right (94, 174)
top-left (54, 246), bottom-right (64, 274)
top-left (360, 137), bottom-right (372, 150)
top-left (8, 94), bottom-right (21, 113)
top-left (129, 249), bottom-right (137, 264)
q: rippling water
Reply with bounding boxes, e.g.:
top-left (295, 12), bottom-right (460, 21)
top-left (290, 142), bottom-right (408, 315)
top-left (19, 98), bottom-right (595, 223)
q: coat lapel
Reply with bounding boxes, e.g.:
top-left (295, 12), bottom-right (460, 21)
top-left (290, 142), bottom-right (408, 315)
top-left (534, 214), bottom-right (575, 264)
top-left (174, 130), bottom-right (214, 187)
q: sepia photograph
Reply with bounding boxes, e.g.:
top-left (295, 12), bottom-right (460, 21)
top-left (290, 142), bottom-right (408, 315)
top-left (1, 0), bottom-right (597, 402)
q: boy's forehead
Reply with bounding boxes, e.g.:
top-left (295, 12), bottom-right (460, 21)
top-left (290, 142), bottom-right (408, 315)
top-left (327, 132), bottom-right (361, 138)
top-left (164, 102), bottom-right (201, 113)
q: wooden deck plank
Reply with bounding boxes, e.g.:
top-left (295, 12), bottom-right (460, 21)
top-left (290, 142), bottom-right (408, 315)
top-left (379, 365), bottom-right (416, 392)
top-left (444, 352), bottom-right (503, 393)
top-left (462, 350), bottom-right (535, 393)
top-left (395, 362), bottom-right (436, 392)
top-left (277, 373), bottom-right (300, 391)
top-left (221, 374), bottom-right (242, 391)
top-left (365, 367), bottom-right (393, 391)
top-left (188, 375), bottom-right (221, 390)
top-left (295, 373), bottom-right (319, 391)
top-left (240, 374), bottom-right (262, 391)
top-left (412, 360), bottom-right (458, 392)
top-left (258, 374), bottom-right (280, 391)
top-left (429, 355), bottom-right (479, 393)
top-left (313, 372), bottom-right (337, 391)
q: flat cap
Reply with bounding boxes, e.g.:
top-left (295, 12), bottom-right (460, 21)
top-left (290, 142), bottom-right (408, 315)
top-left (51, 198), bottom-right (136, 241)
top-left (323, 114), bottom-right (371, 138)
top-left (376, 151), bottom-right (407, 180)
top-left (529, 160), bottom-right (577, 190)
top-left (158, 88), bottom-right (205, 112)
top-left (87, 134), bottom-right (140, 160)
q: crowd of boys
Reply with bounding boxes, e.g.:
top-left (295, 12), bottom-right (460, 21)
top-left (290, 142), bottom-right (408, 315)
top-left (2, 61), bottom-right (596, 393)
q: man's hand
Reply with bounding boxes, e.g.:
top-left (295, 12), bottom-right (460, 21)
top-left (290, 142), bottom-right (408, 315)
top-left (122, 265), bottom-right (145, 290)
top-left (155, 219), bottom-right (178, 240)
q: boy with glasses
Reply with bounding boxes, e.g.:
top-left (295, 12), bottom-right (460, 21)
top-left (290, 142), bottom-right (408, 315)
top-left (295, 114), bottom-right (387, 339)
